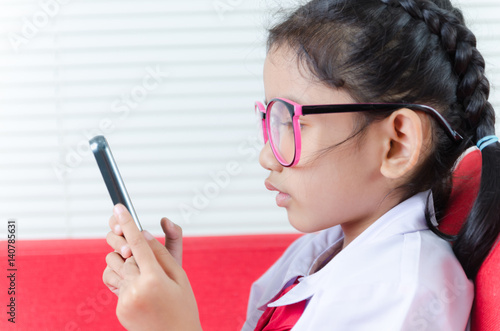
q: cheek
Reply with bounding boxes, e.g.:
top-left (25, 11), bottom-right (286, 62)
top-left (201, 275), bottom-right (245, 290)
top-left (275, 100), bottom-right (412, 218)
top-left (298, 118), bottom-right (355, 164)
top-left (287, 150), bottom-right (374, 232)
top-left (286, 166), bottom-right (343, 231)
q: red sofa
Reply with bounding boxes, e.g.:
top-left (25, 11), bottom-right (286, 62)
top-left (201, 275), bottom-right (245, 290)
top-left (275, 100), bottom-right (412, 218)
top-left (0, 233), bottom-right (300, 331)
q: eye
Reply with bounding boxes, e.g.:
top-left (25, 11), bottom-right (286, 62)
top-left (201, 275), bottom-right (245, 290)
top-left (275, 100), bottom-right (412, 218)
top-left (292, 119), bottom-right (305, 131)
top-left (279, 120), bottom-right (294, 128)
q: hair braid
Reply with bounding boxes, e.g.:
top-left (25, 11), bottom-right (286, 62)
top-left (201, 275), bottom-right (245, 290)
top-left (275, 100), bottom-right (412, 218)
top-left (385, 0), bottom-right (499, 278)
top-left (383, 0), bottom-right (495, 141)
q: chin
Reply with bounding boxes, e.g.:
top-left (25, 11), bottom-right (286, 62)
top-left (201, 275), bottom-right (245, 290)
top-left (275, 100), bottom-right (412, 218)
top-left (288, 215), bottom-right (323, 234)
top-left (287, 210), bottom-right (338, 233)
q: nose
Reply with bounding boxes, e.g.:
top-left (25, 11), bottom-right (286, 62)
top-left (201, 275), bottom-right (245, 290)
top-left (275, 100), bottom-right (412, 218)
top-left (259, 141), bottom-right (283, 172)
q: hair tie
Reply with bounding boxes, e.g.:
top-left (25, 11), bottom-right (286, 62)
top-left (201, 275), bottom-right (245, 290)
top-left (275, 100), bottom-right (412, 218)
top-left (477, 135), bottom-right (499, 151)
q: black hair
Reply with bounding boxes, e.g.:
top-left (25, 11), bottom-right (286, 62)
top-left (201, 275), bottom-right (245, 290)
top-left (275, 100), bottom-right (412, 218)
top-left (267, 0), bottom-right (500, 279)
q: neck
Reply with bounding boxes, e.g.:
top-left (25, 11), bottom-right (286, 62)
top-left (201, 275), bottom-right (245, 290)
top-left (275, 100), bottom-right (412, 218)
top-left (340, 193), bottom-right (402, 249)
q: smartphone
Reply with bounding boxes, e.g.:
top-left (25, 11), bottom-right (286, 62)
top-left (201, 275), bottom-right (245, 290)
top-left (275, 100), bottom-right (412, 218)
top-left (89, 135), bottom-right (143, 231)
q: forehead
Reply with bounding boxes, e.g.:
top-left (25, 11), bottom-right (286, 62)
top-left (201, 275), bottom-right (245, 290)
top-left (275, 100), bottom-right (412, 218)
top-left (263, 47), bottom-right (316, 104)
top-left (263, 47), bottom-right (354, 106)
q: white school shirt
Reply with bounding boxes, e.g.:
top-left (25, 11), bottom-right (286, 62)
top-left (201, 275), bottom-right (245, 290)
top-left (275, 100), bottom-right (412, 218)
top-left (242, 192), bottom-right (473, 331)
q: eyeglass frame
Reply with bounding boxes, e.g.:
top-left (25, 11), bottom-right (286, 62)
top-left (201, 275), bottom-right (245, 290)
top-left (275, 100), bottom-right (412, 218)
top-left (255, 97), bottom-right (463, 167)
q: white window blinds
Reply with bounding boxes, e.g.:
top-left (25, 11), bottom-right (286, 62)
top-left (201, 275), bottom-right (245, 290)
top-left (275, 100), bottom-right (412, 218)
top-left (0, 0), bottom-right (498, 239)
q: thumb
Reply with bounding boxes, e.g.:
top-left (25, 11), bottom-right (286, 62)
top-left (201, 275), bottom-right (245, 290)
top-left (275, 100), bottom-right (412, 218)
top-left (161, 217), bottom-right (183, 266)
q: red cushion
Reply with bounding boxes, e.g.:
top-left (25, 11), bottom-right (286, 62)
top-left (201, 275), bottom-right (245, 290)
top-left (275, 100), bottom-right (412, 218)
top-left (184, 234), bottom-right (301, 330)
top-left (0, 234), bottom-right (301, 331)
top-left (472, 241), bottom-right (500, 331)
top-left (438, 149), bottom-right (500, 331)
top-left (439, 149), bottom-right (482, 236)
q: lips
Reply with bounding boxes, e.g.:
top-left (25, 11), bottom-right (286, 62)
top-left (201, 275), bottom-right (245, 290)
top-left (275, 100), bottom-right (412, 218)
top-left (265, 180), bottom-right (279, 192)
top-left (265, 180), bottom-right (291, 207)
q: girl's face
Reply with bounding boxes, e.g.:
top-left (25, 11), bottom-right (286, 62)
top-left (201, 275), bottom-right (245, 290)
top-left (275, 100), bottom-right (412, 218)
top-left (260, 47), bottom-right (398, 241)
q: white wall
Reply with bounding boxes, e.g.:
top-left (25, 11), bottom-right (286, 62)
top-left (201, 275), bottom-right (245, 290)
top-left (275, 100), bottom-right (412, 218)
top-left (0, 0), bottom-right (498, 240)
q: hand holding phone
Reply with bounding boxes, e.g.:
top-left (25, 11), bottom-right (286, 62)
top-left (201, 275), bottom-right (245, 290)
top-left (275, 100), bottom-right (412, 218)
top-left (89, 135), bottom-right (143, 231)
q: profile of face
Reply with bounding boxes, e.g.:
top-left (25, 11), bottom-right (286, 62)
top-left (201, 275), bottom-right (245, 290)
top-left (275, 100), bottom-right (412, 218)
top-left (259, 47), bottom-right (418, 242)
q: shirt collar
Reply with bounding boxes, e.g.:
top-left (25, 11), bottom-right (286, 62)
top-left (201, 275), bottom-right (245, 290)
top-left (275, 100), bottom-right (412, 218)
top-left (267, 191), bottom-right (432, 308)
top-left (256, 227), bottom-right (344, 310)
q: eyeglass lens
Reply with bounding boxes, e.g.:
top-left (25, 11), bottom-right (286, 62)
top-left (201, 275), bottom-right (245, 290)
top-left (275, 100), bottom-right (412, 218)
top-left (268, 100), bottom-right (296, 165)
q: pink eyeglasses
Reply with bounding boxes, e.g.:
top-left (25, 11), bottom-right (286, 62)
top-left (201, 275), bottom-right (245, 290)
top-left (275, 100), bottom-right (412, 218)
top-left (255, 98), bottom-right (463, 167)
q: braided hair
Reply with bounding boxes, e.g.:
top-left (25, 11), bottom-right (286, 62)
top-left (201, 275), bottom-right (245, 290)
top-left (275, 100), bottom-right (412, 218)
top-left (267, 0), bottom-right (500, 279)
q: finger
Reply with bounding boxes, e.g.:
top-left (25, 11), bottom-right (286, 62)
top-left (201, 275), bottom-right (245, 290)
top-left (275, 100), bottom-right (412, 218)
top-left (109, 214), bottom-right (123, 236)
top-left (106, 251), bottom-right (126, 276)
top-left (114, 204), bottom-right (156, 271)
top-left (143, 230), bottom-right (185, 282)
top-left (106, 231), bottom-right (132, 259)
top-left (161, 217), bottom-right (183, 266)
top-left (106, 250), bottom-right (141, 281)
top-left (122, 256), bottom-right (141, 278)
top-left (103, 266), bottom-right (121, 296)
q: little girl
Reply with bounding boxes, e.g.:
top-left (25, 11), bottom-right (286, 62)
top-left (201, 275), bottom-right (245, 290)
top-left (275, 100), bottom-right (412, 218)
top-left (103, 0), bottom-right (499, 330)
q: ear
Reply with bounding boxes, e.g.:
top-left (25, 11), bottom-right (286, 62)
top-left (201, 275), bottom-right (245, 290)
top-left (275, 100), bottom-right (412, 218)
top-left (380, 109), bottom-right (424, 179)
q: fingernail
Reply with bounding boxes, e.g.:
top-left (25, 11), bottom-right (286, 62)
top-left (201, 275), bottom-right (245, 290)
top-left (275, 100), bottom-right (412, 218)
top-left (143, 230), bottom-right (154, 241)
top-left (114, 224), bottom-right (122, 234)
top-left (120, 245), bottom-right (130, 257)
top-left (114, 204), bottom-right (127, 221)
top-left (166, 218), bottom-right (174, 229)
